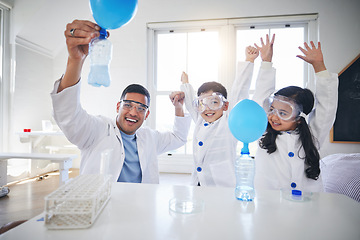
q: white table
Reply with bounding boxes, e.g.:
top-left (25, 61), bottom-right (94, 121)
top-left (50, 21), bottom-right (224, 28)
top-left (16, 131), bottom-right (66, 151)
top-left (1, 183), bottom-right (359, 240)
top-left (0, 153), bottom-right (77, 186)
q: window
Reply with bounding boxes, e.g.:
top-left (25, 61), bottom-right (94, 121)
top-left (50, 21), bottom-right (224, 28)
top-left (147, 14), bottom-right (318, 170)
top-left (236, 25), bottom-right (306, 92)
top-left (0, 3), bottom-right (11, 151)
top-left (154, 29), bottom-right (221, 155)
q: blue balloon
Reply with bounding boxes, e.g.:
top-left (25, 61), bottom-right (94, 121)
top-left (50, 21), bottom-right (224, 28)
top-left (228, 99), bottom-right (268, 144)
top-left (90, 0), bottom-right (138, 30)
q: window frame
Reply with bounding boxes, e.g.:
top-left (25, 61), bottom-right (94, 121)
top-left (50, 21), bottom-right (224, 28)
top-left (147, 14), bottom-right (318, 172)
top-left (0, 3), bottom-right (11, 152)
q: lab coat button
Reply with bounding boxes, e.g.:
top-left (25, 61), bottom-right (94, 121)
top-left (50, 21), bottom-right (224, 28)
top-left (198, 141), bottom-right (203, 146)
top-left (204, 123), bottom-right (209, 126)
top-left (288, 152), bottom-right (294, 157)
top-left (291, 182), bottom-right (297, 188)
top-left (197, 167), bottom-right (202, 172)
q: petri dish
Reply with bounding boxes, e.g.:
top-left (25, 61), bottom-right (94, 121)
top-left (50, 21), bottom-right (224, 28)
top-left (169, 198), bottom-right (204, 214)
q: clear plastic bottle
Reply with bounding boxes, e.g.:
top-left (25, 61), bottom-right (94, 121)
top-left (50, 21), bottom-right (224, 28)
top-left (88, 28), bottom-right (112, 87)
top-left (235, 146), bottom-right (255, 201)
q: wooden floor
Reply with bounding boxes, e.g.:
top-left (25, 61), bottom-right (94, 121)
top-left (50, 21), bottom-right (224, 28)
top-left (0, 169), bottom-right (80, 227)
top-left (0, 169), bottom-right (191, 228)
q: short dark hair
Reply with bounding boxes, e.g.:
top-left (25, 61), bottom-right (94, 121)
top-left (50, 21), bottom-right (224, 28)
top-left (120, 84), bottom-right (151, 106)
top-left (197, 81), bottom-right (227, 99)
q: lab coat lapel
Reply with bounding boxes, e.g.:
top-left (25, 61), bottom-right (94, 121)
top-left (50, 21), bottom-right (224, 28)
top-left (135, 130), bottom-right (146, 177)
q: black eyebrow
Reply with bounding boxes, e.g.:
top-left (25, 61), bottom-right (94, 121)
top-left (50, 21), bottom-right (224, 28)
top-left (278, 109), bottom-right (290, 114)
top-left (270, 105), bottom-right (290, 114)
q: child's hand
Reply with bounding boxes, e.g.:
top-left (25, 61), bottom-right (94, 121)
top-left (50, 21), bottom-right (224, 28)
top-left (255, 34), bottom-right (275, 62)
top-left (169, 91), bottom-right (185, 108)
top-left (297, 41), bottom-right (326, 73)
top-left (181, 72), bottom-right (189, 84)
top-left (245, 46), bottom-right (259, 63)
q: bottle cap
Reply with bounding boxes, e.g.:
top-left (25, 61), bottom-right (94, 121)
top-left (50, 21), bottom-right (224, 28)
top-left (99, 28), bottom-right (108, 39)
top-left (292, 190), bottom-right (302, 196)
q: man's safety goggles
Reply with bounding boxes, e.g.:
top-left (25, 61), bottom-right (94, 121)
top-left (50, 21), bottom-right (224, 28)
top-left (120, 100), bottom-right (149, 114)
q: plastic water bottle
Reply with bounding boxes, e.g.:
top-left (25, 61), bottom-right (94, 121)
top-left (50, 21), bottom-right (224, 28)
top-left (88, 28), bottom-right (112, 87)
top-left (235, 144), bottom-right (255, 201)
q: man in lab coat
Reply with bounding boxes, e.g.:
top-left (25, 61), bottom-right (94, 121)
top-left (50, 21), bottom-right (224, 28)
top-left (51, 20), bottom-right (191, 184)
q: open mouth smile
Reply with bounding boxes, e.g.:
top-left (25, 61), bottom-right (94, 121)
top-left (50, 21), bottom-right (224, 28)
top-left (204, 112), bottom-right (215, 117)
top-left (271, 121), bottom-right (280, 126)
top-left (126, 117), bottom-right (138, 123)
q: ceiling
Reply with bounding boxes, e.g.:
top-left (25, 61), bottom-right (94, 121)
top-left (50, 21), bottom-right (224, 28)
top-left (12, 0), bottom-right (93, 58)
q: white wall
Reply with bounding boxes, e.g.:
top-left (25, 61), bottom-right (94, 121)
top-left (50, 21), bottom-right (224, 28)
top-left (9, 0), bottom-right (360, 162)
top-left (9, 45), bottom-right (53, 152)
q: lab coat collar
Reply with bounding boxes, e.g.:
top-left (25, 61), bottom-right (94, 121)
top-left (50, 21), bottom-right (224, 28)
top-left (281, 129), bottom-right (299, 135)
top-left (201, 114), bottom-right (223, 126)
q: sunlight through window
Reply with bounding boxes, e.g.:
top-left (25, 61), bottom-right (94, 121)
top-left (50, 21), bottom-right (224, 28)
top-left (149, 15), bottom-right (315, 158)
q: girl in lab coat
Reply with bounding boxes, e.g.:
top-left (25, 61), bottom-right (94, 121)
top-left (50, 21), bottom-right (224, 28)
top-left (254, 40), bottom-right (339, 193)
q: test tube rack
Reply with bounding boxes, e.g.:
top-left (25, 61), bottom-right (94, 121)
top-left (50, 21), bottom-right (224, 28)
top-left (44, 174), bottom-right (111, 229)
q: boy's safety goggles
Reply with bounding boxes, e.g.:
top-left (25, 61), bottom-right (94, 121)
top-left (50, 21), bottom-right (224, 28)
top-left (263, 95), bottom-right (305, 121)
top-left (192, 92), bottom-right (227, 113)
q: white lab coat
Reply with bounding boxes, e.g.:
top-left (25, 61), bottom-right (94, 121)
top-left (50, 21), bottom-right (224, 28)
top-left (181, 61), bottom-right (276, 187)
top-left (253, 70), bottom-right (339, 192)
top-left (51, 79), bottom-right (191, 183)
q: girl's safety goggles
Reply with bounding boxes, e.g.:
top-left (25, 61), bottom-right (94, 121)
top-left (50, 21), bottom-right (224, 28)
top-left (263, 95), bottom-right (304, 121)
top-left (192, 92), bottom-right (227, 113)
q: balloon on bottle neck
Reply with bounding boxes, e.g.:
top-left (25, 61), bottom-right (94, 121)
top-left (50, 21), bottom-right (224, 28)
top-left (228, 99), bottom-right (268, 155)
top-left (88, 0), bottom-right (138, 87)
top-left (89, 0), bottom-right (138, 30)
top-left (241, 143), bottom-right (250, 155)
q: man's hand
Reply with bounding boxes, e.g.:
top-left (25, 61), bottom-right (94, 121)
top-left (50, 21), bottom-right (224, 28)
top-left (64, 20), bottom-right (101, 62)
top-left (58, 20), bottom-right (105, 93)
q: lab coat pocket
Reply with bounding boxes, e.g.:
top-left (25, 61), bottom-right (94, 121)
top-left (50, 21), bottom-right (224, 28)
top-left (209, 160), bottom-right (236, 187)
